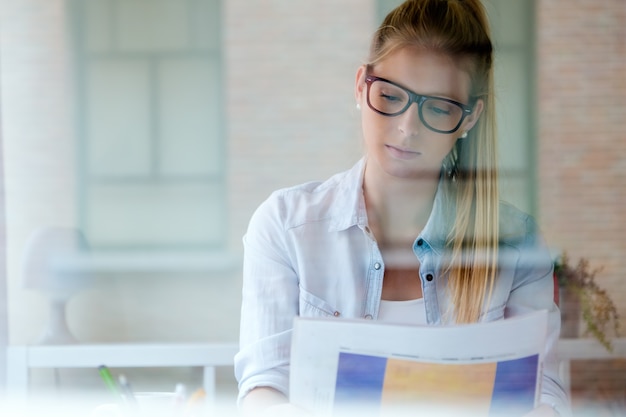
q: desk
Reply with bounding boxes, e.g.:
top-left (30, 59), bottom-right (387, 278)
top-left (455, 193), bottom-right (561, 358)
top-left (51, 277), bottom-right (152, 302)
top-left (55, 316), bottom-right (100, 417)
top-left (7, 339), bottom-right (625, 402)
top-left (557, 337), bottom-right (626, 395)
top-left (6, 343), bottom-right (239, 403)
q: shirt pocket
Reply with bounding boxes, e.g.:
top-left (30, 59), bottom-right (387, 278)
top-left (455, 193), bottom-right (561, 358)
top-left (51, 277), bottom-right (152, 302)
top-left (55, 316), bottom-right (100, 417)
top-left (299, 287), bottom-right (338, 317)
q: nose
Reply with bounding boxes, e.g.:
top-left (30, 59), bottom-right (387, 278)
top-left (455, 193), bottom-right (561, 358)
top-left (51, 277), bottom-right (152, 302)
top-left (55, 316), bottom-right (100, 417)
top-left (397, 102), bottom-right (422, 137)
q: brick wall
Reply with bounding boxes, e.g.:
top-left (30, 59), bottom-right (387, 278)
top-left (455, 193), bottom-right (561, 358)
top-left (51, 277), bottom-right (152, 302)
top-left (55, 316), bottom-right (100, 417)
top-left (0, 0), bottom-right (78, 343)
top-left (224, 0), bottom-right (372, 252)
top-left (537, 0), bottom-right (626, 333)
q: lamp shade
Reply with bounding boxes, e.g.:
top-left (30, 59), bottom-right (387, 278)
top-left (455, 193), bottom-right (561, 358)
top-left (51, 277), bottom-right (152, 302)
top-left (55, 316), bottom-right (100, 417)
top-left (21, 227), bottom-right (92, 297)
top-left (21, 227), bottom-right (94, 344)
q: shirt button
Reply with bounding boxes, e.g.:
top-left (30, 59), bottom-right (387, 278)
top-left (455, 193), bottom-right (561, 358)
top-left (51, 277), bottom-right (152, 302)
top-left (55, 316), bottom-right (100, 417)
top-left (416, 238), bottom-right (424, 247)
top-left (333, 311), bottom-right (340, 317)
top-left (364, 314), bottom-right (373, 320)
top-left (426, 274), bottom-right (434, 282)
top-left (364, 226), bottom-right (371, 234)
top-left (374, 262), bottom-right (381, 270)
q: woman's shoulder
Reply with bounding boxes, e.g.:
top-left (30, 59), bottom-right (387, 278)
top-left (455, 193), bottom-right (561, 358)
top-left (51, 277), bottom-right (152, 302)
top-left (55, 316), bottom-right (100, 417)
top-left (249, 160), bottom-right (364, 230)
top-left (498, 201), bottom-right (553, 271)
top-left (498, 200), bottom-right (542, 243)
top-left (269, 163), bottom-right (358, 203)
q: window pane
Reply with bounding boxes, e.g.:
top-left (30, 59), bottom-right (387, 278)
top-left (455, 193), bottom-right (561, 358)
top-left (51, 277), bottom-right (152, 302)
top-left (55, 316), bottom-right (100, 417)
top-left (76, 0), bottom-right (224, 248)
top-left (190, 0), bottom-right (221, 50)
top-left (86, 60), bottom-right (152, 177)
top-left (84, 0), bottom-right (114, 52)
top-left (116, 0), bottom-right (190, 51)
top-left (486, 0), bottom-right (529, 47)
top-left (85, 182), bottom-right (224, 247)
top-left (158, 58), bottom-right (222, 176)
top-left (495, 51), bottom-right (530, 172)
top-left (377, 0), bottom-right (404, 22)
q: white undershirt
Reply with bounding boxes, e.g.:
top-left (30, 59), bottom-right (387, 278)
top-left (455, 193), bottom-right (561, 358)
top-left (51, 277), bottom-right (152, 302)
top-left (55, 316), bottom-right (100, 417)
top-left (378, 298), bottom-right (427, 325)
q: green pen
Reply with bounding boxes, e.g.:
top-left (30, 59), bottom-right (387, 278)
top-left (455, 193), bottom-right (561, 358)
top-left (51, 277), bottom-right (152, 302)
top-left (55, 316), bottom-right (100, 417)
top-left (98, 365), bottom-right (120, 396)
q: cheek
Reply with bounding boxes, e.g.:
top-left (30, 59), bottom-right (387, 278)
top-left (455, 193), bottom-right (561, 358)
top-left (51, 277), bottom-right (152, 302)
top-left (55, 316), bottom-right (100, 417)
top-left (422, 134), bottom-right (458, 162)
top-left (361, 113), bottom-right (391, 142)
top-left (360, 116), bottom-right (378, 146)
top-left (436, 136), bottom-right (459, 158)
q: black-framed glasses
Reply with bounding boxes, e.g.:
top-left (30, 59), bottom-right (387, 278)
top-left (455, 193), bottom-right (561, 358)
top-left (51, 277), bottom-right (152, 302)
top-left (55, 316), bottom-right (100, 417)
top-left (365, 75), bottom-right (474, 134)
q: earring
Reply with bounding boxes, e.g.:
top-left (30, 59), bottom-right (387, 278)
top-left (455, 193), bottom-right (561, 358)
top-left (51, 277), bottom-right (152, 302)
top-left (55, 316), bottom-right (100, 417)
top-left (460, 131), bottom-right (468, 139)
top-left (356, 103), bottom-right (361, 111)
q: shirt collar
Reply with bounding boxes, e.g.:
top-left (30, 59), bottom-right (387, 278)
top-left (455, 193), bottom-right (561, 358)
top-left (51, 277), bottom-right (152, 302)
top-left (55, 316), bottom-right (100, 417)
top-left (327, 157), bottom-right (368, 232)
top-left (326, 157), bottom-right (455, 252)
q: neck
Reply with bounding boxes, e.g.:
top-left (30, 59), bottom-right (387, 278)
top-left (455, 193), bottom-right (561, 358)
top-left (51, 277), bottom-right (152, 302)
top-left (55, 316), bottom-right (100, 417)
top-left (363, 161), bottom-right (440, 247)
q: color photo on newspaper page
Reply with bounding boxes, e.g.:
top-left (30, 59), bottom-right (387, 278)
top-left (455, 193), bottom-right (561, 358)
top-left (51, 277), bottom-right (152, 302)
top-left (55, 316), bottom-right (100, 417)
top-left (289, 310), bottom-right (548, 417)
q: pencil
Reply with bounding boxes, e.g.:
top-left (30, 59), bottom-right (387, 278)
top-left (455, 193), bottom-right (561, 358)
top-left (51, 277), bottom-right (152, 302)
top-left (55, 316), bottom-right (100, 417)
top-left (98, 365), bottom-right (120, 396)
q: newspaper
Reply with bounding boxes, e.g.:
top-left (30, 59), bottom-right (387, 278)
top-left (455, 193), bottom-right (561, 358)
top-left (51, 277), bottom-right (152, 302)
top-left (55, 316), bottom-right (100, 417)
top-left (289, 310), bottom-right (548, 417)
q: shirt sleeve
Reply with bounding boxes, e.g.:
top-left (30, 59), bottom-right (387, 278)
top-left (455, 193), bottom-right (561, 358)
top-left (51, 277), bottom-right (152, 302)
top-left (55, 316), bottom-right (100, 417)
top-left (234, 192), bottom-right (299, 405)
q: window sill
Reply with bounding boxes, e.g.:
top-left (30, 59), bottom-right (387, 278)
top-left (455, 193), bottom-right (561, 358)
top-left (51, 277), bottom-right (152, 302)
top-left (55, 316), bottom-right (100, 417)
top-left (53, 250), bottom-right (241, 274)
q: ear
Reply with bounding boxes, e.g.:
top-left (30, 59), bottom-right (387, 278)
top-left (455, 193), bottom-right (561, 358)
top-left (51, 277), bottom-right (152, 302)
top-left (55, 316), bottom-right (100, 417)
top-left (461, 98), bottom-right (484, 132)
top-left (355, 65), bottom-right (367, 105)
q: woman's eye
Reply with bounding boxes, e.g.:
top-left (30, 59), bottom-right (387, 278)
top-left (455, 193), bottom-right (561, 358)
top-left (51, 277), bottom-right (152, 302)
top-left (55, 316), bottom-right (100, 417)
top-left (427, 104), bottom-right (452, 116)
top-left (381, 93), bottom-right (402, 102)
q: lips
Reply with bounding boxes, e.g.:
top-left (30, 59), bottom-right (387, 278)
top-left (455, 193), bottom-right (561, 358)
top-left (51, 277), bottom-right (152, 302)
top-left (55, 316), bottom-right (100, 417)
top-left (385, 144), bottom-right (421, 160)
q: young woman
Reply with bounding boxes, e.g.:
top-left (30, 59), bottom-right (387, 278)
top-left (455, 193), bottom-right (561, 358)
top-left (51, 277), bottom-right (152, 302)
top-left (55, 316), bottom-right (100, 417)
top-left (235, 1), bottom-right (570, 416)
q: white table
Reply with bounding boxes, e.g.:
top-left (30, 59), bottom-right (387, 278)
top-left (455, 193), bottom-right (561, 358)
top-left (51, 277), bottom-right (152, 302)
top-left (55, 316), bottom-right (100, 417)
top-left (7, 338), bottom-right (625, 403)
top-left (6, 343), bottom-right (239, 403)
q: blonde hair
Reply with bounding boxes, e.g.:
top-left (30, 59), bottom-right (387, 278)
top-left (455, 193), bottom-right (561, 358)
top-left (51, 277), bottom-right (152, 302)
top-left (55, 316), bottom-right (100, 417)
top-left (368, 0), bottom-right (499, 323)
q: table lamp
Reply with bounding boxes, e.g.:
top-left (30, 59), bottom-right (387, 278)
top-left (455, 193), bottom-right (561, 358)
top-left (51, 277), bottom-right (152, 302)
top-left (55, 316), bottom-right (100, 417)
top-left (21, 227), bottom-right (92, 344)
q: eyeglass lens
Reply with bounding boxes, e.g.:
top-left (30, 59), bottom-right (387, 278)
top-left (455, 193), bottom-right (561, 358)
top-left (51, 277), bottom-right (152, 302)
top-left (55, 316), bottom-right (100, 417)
top-left (368, 79), bottom-right (465, 133)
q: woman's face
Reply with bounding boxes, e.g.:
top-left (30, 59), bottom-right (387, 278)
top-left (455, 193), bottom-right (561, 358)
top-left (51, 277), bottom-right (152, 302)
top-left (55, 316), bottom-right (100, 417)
top-left (355, 47), bottom-right (483, 181)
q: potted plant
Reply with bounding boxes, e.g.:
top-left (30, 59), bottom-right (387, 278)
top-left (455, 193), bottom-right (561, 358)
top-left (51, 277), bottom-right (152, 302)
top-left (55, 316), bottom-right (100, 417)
top-left (554, 253), bottom-right (620, 351)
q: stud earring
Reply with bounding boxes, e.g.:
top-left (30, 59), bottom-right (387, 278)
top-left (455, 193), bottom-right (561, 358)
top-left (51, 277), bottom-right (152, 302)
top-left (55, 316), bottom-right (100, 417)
top-left (356, 103), bottom-right (361, 111)
top-left (460, 131), bottom-right (468, 139)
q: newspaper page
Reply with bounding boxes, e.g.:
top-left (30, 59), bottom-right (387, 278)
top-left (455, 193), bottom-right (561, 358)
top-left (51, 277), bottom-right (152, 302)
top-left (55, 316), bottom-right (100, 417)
top-left (289, 310), bottom-right (548, 417)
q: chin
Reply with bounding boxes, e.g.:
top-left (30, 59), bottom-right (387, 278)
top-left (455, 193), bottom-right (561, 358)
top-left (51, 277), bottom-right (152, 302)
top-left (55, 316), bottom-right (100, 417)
top-left (383, 163), bottom-right (441, 181)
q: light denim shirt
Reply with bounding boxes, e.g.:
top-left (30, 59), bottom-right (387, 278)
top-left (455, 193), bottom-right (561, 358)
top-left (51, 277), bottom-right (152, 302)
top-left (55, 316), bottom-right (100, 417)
top-left (235, 158), bottom-right (570, 415)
